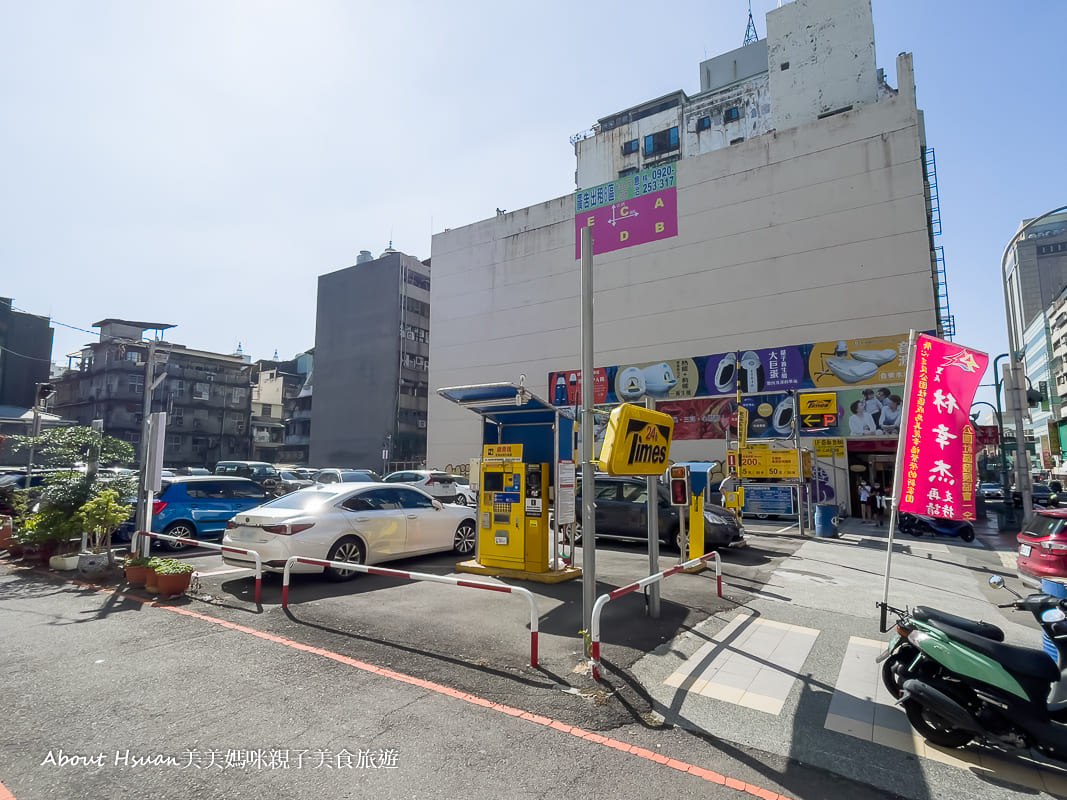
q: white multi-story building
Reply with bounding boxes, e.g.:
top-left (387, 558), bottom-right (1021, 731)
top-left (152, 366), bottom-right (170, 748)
top-left (426, 0), bottom-right (948, 509)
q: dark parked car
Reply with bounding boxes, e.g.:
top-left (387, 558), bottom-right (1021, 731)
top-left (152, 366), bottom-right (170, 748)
top-left (572, 474), bottom-right (744, 550)
top-left (1013, 482), bottom-right (1058, 508)
top-left (114, 476), bottom-right (269, 551)
top-left (213, 461), bottom-right (282, 494)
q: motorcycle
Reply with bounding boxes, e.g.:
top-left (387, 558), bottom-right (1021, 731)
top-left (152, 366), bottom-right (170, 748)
top-left (877, 577), bottom-right (1067, 761)
top-left (897, 511), bottom-right (975, 543)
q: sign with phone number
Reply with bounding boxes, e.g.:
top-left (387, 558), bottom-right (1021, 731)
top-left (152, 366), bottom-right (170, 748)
top-left (574, 164), bottom-right (677, 213)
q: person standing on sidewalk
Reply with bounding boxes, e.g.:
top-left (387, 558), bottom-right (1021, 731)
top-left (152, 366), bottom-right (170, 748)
top-left (858, 480), bottom-right (871, 523)
top-left (873, 483), bottom-right (887, 527)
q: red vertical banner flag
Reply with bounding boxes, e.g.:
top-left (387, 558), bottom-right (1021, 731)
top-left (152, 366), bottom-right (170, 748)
top-left (898, 334), bottom-right (989, 521)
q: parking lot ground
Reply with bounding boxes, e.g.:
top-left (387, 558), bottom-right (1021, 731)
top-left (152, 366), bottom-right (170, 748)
top-left (2, 513), bottom-right (1058, 800)
top-left (1, 553), bottom-right (891, 800)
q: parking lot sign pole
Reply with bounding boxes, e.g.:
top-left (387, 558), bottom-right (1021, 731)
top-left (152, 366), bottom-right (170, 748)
top-left (646, 397), bottom-right (661, 619)
top-left (580, 226), bottom-right (596, 642)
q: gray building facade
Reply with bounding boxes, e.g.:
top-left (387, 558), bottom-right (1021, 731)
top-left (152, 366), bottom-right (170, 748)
top-left (0, 297), bottom-right (54, 409)
top-left (311, 249), bottom-right (430, 470)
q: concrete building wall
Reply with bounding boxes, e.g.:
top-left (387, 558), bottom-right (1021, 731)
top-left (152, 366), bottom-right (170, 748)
top-left (767, 0), bottom-right (879, 130)
top-left (428, 82), bottom-right (936, 469)
top-left (700, 39), bottom-right (768, 93)
top-left (312, 256), bottom-right (403, 468)
top-left (0, 298), bottom-right (53, 408)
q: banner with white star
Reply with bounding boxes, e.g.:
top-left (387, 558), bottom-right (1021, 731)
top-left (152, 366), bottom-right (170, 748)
top-left (897, 334), bottom-right (988, 520)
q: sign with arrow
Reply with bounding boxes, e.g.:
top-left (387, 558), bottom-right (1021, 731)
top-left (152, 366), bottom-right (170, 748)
top-left (798, 392), bottom-right (837, 430)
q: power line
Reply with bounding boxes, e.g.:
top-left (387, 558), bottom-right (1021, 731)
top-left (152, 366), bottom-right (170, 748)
top-left (9, 303), bottom-right (98, 337)
top-left (0, 343), bottom-right (53, 363)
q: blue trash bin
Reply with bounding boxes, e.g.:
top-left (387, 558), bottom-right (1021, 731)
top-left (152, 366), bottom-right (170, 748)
top-left (815, 504), bottom-right (838, 537)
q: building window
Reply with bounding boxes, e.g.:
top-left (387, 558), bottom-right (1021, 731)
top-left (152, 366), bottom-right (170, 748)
top-left (167, 434), bottom-right (181, 448)
top-left (192, 436), bottom-right (206, 448)
top-left (193, 382), bottom-right (210, 401)
top-left (172, 407), bottom-right (183, 420)
top-left (129, 376), bottom-right (144, 394)
top-left (618, 167), bottom-right (638, 178)
top-left (232, 387), bottom-right (247, 405)
top-left (780, 62), bottom-right (790, 71)
top-left (643, 126), bottom-right (679, 157)
top-left (126, 350), bottom-right (140, 362)
top-left (405, 271), bottom-right (430, 291)
top-left (171, 379), bottom-right (185, 397)
top-left (723, 107), bottom-right (740, 123)
top-left (696, 116), bottom-right (711, 131)
top-left (730, 137), bottom-right (745, 145)
top-left (621, 139), bottom-right (639, 155)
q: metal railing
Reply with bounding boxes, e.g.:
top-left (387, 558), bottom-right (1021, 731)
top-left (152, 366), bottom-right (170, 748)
top-left (589, 551), bottom-right (722, 681)
top-left (281, 556), bottom-right (540, 666)
top-left (138, 531), bottom-right (263, 603)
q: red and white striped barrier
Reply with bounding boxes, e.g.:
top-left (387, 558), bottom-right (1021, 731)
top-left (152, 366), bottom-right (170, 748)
top-left (281, 556), bottom-right (540, 667)
top-left (138, 531), bottom-right (263, 604)
top-left (589, 551), bottom-right (722, 681)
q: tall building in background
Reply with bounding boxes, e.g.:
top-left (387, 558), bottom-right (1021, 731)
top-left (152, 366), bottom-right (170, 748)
top-left (1005, 212), bottom-right (1067, 350)
top-left (311, 249), bottom-right (430, 470)
top-left (0, 297), bottom-right (53, 408)
top-left (426, 0), bottom-right (948, 508)
top-left (53, 319), bottom-right (253, 468)
top-left (249, 351), bottom-right (312, 464)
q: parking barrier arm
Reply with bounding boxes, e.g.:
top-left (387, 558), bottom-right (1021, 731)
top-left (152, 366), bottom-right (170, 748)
top-left (140, 531), bottom-right (263, 604)
top-left (589, 551), bottom-right (721, 681)
top-left (281, 556), bottom-right (540, 666)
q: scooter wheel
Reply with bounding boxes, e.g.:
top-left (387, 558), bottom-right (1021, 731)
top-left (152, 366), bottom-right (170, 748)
top-left (903, 700), bottom-right (973, 749)
top-left (960, 527), bottom-right (975, 543)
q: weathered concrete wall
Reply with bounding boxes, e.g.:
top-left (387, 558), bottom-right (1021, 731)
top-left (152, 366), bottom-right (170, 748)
top-left (768, 0), bottom-right (879, 130)
top-left (428, 90), bottom-right (935, 468)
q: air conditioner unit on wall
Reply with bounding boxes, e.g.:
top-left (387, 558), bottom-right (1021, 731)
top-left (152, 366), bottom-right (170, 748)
top-left (417, 420), bottom-right (427, 428)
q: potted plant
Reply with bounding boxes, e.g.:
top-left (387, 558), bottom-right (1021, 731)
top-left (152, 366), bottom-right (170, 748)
top-left (16, 508), bottom-right (78, 566)
top-left (123, 554), bottom-right (152, 586)
top-left (152, 557), bottom-right (195, 598)
top-left (144, 556), bottom-right (165, 594)
top-left (76, 488), bottom-right (132, 577)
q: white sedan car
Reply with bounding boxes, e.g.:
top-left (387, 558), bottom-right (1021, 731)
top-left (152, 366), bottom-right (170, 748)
top-left (221, 483), bottom-right (478, 580)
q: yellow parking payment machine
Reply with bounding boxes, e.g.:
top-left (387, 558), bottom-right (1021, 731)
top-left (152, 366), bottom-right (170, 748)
top-left (478, 444), bottom-right (549, 572)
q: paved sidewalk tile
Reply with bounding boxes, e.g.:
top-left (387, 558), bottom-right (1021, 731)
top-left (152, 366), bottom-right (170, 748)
top-left (663, 614), bottom-right (818, 715)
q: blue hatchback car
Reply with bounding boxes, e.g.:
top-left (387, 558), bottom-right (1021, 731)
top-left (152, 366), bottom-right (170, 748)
top-left (117, 476), bottom-right (269, 551)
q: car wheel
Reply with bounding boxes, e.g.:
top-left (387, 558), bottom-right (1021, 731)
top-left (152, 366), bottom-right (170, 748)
top-left (454, 494), bottom-right (468, 506)
top-left (162, 521), bottom-right (195, 551)
top-left (453, 521), bottom-right (476, 555)
top-left (325, 537), bottom-right (365, 582)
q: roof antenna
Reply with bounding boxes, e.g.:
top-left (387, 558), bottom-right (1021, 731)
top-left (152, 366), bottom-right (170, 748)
top-left (744, 0), bottom-right (759, 45)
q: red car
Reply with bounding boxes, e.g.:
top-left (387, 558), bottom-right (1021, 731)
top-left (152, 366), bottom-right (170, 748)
top-left (1017, 508), bottom-right (1067, 589)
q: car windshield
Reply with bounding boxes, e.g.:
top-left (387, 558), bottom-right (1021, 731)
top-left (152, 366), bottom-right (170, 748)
top-left (260, 490), bottom-right (339, 511)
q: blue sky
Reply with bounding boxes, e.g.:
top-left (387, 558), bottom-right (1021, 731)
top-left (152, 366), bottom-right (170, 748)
top-left (2, 0), bottom-right (1065, 411)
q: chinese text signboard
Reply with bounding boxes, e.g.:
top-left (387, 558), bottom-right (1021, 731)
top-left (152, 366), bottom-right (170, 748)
top-left (897, 334), bottom-right (988, 521)
top-left (574, 165), bottom-right (679, 258)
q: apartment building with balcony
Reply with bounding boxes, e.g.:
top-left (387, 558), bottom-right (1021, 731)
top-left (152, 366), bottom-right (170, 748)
top-left (250, 351), bottom-right (312, 464)
top-left (53, 319), bottom-right (252, 468)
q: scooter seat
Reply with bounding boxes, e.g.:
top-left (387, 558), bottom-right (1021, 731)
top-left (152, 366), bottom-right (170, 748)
top-left (937, 622), bottom-right (1059, 683)
top-left (913, 606), bottom-right (1004, 642)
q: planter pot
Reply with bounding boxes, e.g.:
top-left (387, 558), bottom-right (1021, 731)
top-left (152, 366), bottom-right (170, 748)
top-left (124, 564), bottom-right (149, 586)
top-left (144, 568), bottom-right (159, 594)
top-left (155, 571), bottom-right (192, 598)
top-left (76, 551), bottom-right (111, 578)
top-left (49, 553), bottom-right (81, 571)
top-left (21, 541), bottom-right (57, 563)
top-left (0, 516), bottom-right (13, 550)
